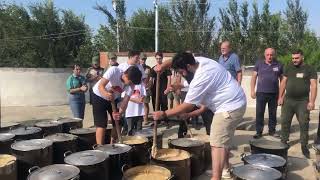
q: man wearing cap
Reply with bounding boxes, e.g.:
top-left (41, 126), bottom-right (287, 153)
top-left (108, 52), bottom-right (119, 67)
top-left (86, 56), bottom-right (104, 104)
top-left (140, 52), bottom-right (152, 125)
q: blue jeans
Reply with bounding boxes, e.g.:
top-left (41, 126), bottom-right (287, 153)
top-left (69, 93), bottom-right (85, 119)
top-left (256, 92), bottom-right (278, 134)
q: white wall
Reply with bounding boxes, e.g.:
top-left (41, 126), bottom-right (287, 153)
top-left (1, 64), bottom-right (319, 107)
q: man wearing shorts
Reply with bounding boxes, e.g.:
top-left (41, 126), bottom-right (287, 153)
top-left (92, 66), bottom-right (142, 145)
top-left (153, 52), bottom-right (247, 180)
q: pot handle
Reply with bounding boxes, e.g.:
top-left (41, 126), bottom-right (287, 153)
top-left (121, 164), bottom-right (129, 173)
top-left (64, 151), bottom-right (73, 157)
top-left (42, 133), bottom-right (48, 138)
top-left (168, 139), bottom-right (172, 145)
top-left (240, 153), bottom-right (247, 161)
top-left (92, 144), bottom-right (101, 150)
top-left (70, 175), bottom-right (80, 180)
top-left (28, 166), bottom-right (40, 174)
top-left (14, 139), bottom-right (23, 143)
top-left (182, 132), bottom-right (188, 137)
top-left (167, 175), bottom-right (174, 180)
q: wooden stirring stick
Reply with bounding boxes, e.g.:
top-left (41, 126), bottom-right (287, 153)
top-left (111, 99), bottom-right (122, 144)
top-left (152, 71), bottom-right (160, 157)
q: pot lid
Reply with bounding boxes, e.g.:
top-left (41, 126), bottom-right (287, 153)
top-left (95, 144), bottom-right (132, 155)
top-left (35, 121), bottom-right (62, 128)
top-left (0, 133), bottom-right (15, 142)
top-left (27, 164), bottom-right (80, 180)
top-left (122, 136), bottom-right (148, 145)
top-left (170, 138), bottom-right (204, 147)
top-left (56, 117), bottom-right (82, 124)
top-left (11, 139), bottom-right (53, 151)
top-left (134, 128), bottom-right (162, 138)
top-left (192, 134), bottom-right (210, 143)
top-left (9, 126), bottom-right (42, 136)
top-left (64, 150), bottom-right (108, 166)
top-left (233, 164), bottom-right (282, 180)
top-left (242, 153), bottom-right (286, 168)
top-left (69, 128), bottom-right (95, 135)
top-left (250, 139), bottom-right (289, 150)
top-left (1, 122), bottom-right (20, 129)
top-left (44, 133), bottom-right (78, 142)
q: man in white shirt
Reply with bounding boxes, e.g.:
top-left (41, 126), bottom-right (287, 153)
top-left (118, 50), bottom-right (146, 81)
top-left (92, 66), bottom-right (142, 145)
top-left (153, 52), bottom-right (247, 180)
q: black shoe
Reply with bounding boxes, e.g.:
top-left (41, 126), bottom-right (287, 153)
top-left (301, 145), bottom-right (310, 159)
top-left (253, 133), bottom-right (262, 139)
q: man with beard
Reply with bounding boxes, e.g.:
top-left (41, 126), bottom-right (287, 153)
top-left (278, 49), bottom-right (317, 159)
top-left (153, 52), bottom-right (247, 180)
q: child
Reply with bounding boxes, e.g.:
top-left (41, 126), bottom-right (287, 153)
top-left (125, 84), bottom-right (146, 135)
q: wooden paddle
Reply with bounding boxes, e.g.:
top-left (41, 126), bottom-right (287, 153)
top-left (111, 99), bottom-right (122, 143)
top-left (152, 71), bottom-right (160, 157)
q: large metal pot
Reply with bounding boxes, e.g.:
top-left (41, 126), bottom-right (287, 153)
top-left (151, 148), bottom-right (191, 180)
top-left (69, 128), bottom-right (96, 151)
top-left (27, 164), bottom-right (80, 180)
top-left (56, 117), bottom-right (83, 133)
top-left (64, 150), bottom-right (109, 180)
top-left (123, 165), bottom-right (172, 180)
top-left (241, 153), bottom-right (287, 179)
top-left (44, 133), bottom-right (78, 164)
top-left (122, 136), bottom-right (149, 166)
top-left (0, 154), bottom-right (17, 180)
top-left (168, 138), bottom-right (205, 177)
top-left (11, 139), bottom-right (53, 180)
top-left (35, 120), bottom-right (63, 136)
top-left (0, 122), bottom-right (20, 133)
top-left (0, 133), bottom-right (15, 154)
top-left (185, 133), bottom-right (211, 169)
top-left (134, 128), bottom-right (163, 149)
top-left (94, 143), bottom-right (132, 179)
top-left (249, 139), bottom-right (289, 160)
top-left (9, 126), bottom-right (42, 140)
top-left (233, 164), bottom-right (282, 180)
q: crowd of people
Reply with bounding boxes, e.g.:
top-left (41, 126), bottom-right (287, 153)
top-left (65, 41), bottom-right (318, 180)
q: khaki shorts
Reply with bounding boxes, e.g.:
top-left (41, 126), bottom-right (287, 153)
top-left (210, 104), bottom-right (246, 148)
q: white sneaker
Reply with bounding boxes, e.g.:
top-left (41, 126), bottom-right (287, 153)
top-left (222, 168), bottom-right (233, 179)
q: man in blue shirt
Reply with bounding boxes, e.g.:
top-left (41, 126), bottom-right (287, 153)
top-left (251, 48), bottom-right (283, 139)
top-left (218, 41), bottom-right (242, 84)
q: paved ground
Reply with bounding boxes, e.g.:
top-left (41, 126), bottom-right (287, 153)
top-left (1, 104), bottom-right (320, 179)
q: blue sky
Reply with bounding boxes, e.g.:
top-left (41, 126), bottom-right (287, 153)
top-left (7, 0), bottom-right (320, 36)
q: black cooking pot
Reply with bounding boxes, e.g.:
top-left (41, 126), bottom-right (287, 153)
top-left (64, 150), bottom-right (109, 180)
top-left (27, 164), bottom-right (80, 180)
top-left (0, 133), bottom-right (15, 154)
top-left (241, 153), bottom-right (287, 179)
top-left (9, 126), bottom-right (42, 140)
top-left (44, 133), bottom-right (78, 164)
top-left (11, 139), bottom-right (53, 180)
top-left (168, 138), bottom-right (205, 177)
top-left (233, 164), bottom-right (282, 180)
top-left (0, 122), bottom-right (21, 133)
top-left (35, 120), bottom-right (63, 135)
top-left (69, 128), bottom-right (96, 151)
top-left (94, 143), bottom-right (132, 179)
top-left (249, 139), bottom-right (289, 160)
top-left (134, 128), bottom-right (163, 149)
top-left (122, 136), bottom-right (149, 166)
top-left (0, 154), bottom-right (17, 180)
top-left (56, 117), bottom-right (83, 133)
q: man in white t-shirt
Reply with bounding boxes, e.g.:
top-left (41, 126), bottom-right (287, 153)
top-left (92, 66), bottom-right (142, 145)
top-left (118, 50), bottom-right (147, 81)
top-left (125, 84), bottom-right (146, 135)
top-left (153, 52), bottom-right (247, 180)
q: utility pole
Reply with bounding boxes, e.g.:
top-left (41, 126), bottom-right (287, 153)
top-left (154, 0), bottom-right (159, 52)
top-left (112, 0), bottom-right (120, 52)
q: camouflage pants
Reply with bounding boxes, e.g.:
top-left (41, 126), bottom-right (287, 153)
top-left (281, 98), bottom-right (310, 146)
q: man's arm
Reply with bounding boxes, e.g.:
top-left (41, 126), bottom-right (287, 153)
top-left (153, 102), bottom-right (196, 120)
top-left (250, 71), bottom-right (258, 99)
top-left (98, 78), bottom-right (113, 100)
top-left (308, 79), bottom-right (317, 110)
top-left (237, 70), bottom-right (242, 84)
top-left (277, 76), bottom-right (288, 106)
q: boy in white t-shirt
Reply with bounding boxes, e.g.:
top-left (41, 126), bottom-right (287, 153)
top-left (125, 84), bottom-right (146, 135)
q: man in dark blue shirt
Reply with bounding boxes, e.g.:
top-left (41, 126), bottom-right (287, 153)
top-left (218, 41), bottom-right (242, 84)
top-left (251, 48), bottom-right (283, 139)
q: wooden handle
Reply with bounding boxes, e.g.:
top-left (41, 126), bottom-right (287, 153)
top-left (111, 100), bottom-right (122, 143)
top-left (152, 71), bottom-right (161, 157)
